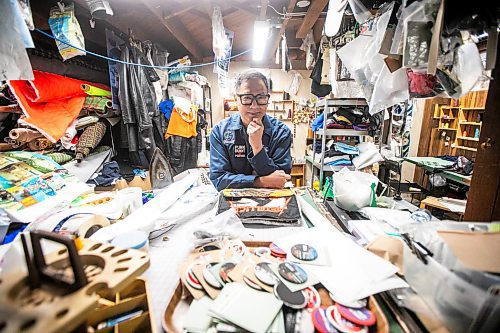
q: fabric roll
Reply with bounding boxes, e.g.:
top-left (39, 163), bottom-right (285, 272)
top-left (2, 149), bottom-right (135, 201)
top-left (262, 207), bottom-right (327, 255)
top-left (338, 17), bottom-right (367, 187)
top-left (8, 128), bottom-right (43, 142)
top-left (9, 70), bottom-right (109, 141)
top-left (61, 120), bottom-right (77, 150)
top-left (82, 96), bottom-right (114, 117)
top-left (0, 143), bottom-right (14, 151)
top-left (75, 122), bottom-right (107, 162)
top-left (4, 137), bottom-right (24, 148)
top-left (81, 84), bottom-right (112, 97)
top-left (76, 116), bottom-right (99, 129)
top-left (27, 137), bottom-right (54, 151)
top-left (45, 152), bottom-right (73, 164)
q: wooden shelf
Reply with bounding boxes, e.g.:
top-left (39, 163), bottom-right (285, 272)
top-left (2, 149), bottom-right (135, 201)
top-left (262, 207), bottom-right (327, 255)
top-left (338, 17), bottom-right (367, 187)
top-left (456, 146), bottom-right (477, 152)
top-left (459, 122), bottom-right (481, 125)
top-left (441, 106), bottom-right (460, 109)
top-left (457, 137), bottom-right (479, 142)
top-left (437, 128), bottom-right (457, 131)
top-left (461, 107), bottom-right (485, 110)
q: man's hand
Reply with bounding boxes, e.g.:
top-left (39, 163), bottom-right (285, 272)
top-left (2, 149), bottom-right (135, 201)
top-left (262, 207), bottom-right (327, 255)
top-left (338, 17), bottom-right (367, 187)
top-left (254, 170), bottom-right (291, 189)
top-left (247, 117), bottom-right (264, 155)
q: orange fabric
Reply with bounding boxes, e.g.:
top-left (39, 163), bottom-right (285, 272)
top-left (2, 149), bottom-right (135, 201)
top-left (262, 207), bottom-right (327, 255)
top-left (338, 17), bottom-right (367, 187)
top-left (9, 70), bottom-right (110, 142)
top-left (165, 106), bottom-right (197, 139)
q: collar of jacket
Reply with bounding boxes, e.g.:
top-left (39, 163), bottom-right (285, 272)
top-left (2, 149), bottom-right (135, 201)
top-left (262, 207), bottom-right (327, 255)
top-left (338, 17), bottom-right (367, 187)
top-left (227, 114), bottom-right (273, 136)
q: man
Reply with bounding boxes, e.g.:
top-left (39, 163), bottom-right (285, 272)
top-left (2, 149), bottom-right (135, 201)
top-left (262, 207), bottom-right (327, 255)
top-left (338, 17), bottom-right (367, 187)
top-left (210, 69), bottom-right (292, 191)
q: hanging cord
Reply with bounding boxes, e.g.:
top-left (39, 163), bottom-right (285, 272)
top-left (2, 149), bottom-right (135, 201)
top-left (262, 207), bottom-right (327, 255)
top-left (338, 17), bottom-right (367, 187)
top-left (35, 28), bottom-right (252, 70)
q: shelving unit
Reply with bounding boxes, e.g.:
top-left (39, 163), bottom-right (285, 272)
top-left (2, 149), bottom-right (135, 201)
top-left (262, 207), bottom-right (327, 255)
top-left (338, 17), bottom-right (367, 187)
top-left (429, 90), bottom-right (487, 160)
top-left (308, 98), bottom-right (370, 191)
top-left (290, 163), bottom-right (306, 187)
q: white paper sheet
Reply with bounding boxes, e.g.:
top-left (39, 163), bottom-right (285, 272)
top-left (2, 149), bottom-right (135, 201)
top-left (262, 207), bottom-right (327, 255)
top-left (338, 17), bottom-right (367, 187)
top-left (274, 227), bottom-right (403, 302)
top-left (438, 197), bottom-right (467, 214)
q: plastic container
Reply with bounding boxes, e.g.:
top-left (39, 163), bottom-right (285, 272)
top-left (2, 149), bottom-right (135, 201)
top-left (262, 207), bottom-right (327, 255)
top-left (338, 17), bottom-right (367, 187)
top-left (111, 230), bottom-right (149, 252)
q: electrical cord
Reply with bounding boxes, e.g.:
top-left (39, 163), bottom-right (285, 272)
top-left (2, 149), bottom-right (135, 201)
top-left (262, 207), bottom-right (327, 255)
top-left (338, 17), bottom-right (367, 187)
top-left (35, 28), bottom-right (252, 70)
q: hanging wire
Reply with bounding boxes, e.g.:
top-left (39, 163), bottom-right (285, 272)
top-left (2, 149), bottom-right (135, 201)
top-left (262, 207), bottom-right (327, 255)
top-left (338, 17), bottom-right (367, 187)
top-left (267, 4), bottom-right (327, 17)
top-left (34, 28), bottom-right (252, 70)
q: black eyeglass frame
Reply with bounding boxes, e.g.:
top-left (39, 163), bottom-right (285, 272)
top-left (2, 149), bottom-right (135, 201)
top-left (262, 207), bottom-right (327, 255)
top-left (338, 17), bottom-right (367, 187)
top-left (236, 93), bottom-right (271, 105)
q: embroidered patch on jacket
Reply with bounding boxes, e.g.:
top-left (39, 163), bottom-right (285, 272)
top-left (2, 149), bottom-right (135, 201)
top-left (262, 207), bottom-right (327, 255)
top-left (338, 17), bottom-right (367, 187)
top-left (223, 131), bottom-right (235, 144)
top-left (234, 145), bottom-right (246, 158)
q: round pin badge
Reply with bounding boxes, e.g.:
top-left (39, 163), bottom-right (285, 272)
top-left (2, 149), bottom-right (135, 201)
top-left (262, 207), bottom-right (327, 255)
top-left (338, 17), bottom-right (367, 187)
top-left (243, 276), bottom-right (264, 291)
top-left (219, 262), bottom-right (235, 283)
top-left (304, 286), bottom-right (321, 310)
top-left (278, 262), bottom-right (308, 284)
top-left (312, 306), bottom-right (340, 333)
top-left (254, 262), bottom-right (279, 286)
top-left (269, 243), bottom-right (287, 258)
top-left (185, 265), bottom-right (203, 290)
top-left (273, 282), bottom-right (307, 309)
top-left (254, 247), bottom-right (271, 257)
top-left (337, 304), bottom-right (376, 327)
top-left (291, 243), bottom-right (318, 261)
top-left (203, 263), bottom-right (222, 289)
top-left (334, 306), bottom-right (368, 333)
top-left (325, 305), bottom-right (366, 333)
top-left (329, 292), bottom-right (367, 309)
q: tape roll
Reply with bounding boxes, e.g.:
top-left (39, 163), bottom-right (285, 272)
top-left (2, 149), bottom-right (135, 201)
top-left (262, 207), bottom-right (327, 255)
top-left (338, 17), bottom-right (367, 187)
top-left (51, 214), bottom-right (110, 238)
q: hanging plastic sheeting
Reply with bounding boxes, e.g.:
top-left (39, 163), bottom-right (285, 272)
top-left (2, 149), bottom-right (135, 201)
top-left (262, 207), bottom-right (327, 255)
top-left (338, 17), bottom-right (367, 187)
top-left (337, 2), bottom-right (406, 114)
top-left (0, 0), bottom-right (34, 80)
top-left (347, 0), bottom-right (372, 24)
top-left (300, 30), bottom-right (316, 69)
top-left (437, 42), bottom-right (484, 99)
top-left (288, 71), bottom-right (303, 96)
top-left (324, 0), bottom-right (348, 37)
top-left (48, 3), bottom-right (86, 61)
top-left (212, 6), bottom-right (229, 58)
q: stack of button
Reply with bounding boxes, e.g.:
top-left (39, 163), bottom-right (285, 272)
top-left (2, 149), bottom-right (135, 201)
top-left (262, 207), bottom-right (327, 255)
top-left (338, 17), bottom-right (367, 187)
top-left (269, 242), bottom-right (287, 258)
top-left (319, 303), bottom-right (375, 333)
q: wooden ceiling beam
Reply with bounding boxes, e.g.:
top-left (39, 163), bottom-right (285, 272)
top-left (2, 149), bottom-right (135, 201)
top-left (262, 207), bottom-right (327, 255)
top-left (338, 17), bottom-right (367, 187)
top-left (163, 5), bottom-right (196, 20)
top-left (214, 0), bottom-right (258, 17)
top-left (269, 0), bottom-right (298, 59)
top-left (296, 0), bottom-right (329, 39)
top-left (141, 0), bottom-right (203, 61)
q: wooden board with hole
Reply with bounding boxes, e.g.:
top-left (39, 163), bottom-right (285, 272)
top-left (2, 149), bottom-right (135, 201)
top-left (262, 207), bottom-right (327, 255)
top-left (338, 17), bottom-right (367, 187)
top-left (0, 239), bottom-right (150, 333)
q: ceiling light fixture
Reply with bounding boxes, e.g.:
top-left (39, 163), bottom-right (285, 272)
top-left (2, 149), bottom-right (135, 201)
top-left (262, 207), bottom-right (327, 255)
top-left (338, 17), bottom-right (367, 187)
top-left (252, 20), bottom-right (270, 61)
top-left (296, 1), bottom-right (311, 8)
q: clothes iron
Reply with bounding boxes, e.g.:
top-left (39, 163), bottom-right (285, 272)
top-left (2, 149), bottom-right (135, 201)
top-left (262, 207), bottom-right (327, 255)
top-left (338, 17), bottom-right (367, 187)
top-left (149, 147), bottom-right (174, 192)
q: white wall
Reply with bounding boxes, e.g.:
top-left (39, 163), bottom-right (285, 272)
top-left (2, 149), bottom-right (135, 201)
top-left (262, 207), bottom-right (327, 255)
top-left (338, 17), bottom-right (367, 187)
top-left (197, 61), bottom-right (313, 161)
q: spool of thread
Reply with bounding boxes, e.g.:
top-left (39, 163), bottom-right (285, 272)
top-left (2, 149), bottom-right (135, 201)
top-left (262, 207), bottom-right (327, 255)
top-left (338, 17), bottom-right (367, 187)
top-left (111, 231), bottom-right (149, 252)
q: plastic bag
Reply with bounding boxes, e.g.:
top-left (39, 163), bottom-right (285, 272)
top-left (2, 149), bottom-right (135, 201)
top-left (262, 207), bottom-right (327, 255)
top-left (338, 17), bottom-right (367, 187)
top-left (300, 30), bottom-right (316, 69)
top-left (369, 65), bottom-right (410, 114)
top-left (0, 0), bottom-right (33, 80)
top-left (401, 0), bottom-right (441, 69)
top-left (444, 42), bottom-right (484, 98)
top-left (332, 168), bottom-right (379, 211)
top-left (406, 69), bottom-right (444, 98)
top-left (212, 6), bottom-right (228, 58)
top-left (288, 71), bottom-right (303, 96)
top-left (48, 3), bottom-right (86, 61)
top-left (337, 2), bottom-right (395, 103)
top-left (348, 0), bottom-right (372, 24)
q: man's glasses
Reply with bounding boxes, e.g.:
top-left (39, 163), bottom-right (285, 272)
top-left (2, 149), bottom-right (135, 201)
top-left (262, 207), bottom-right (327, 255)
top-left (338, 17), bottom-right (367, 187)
top-left (236, 93), bottom-right (270, 105)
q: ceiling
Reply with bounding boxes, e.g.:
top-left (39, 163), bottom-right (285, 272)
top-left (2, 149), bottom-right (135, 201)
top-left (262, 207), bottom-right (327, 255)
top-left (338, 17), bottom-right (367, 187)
top-left (31, 0), bottom-right (330, 70)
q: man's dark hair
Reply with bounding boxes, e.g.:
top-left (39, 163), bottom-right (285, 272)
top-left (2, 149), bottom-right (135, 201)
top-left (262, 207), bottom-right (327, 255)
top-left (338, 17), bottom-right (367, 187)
top-left (234, 69), bottom-right (269, 92)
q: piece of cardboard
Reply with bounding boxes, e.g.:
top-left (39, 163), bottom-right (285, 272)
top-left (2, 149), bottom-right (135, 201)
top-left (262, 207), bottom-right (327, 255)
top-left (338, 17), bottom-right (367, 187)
top-left (437, 230), bottom-right (500, 273)
top-left (366, 235), bottom-right (405, 275)
top-left (192, 263), bottom-right (221, 299)
top-left (178, 262), bottom-right (206, 300)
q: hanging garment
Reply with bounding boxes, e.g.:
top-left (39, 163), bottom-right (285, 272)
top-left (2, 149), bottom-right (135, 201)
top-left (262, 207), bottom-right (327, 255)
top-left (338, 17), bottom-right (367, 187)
top-left (9, 71), bottom-right (109, 142)
top-left (75, 122), bottom-right (107, 162)
top-left (165, 106), bottom-right (198, 139)
top-left (165, 135), bottom-right (198, 175)
top-left (117, 41), bottom-right (167, 167)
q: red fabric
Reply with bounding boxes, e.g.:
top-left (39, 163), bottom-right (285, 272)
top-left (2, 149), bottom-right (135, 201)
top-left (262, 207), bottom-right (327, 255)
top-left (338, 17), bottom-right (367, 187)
top-left (9, 71), bottom-right (109, 142)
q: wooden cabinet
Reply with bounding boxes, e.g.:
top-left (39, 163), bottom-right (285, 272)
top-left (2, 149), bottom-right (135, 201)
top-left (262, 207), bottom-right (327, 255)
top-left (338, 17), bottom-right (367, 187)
top-left (290, 163), bottom-right (305, 187)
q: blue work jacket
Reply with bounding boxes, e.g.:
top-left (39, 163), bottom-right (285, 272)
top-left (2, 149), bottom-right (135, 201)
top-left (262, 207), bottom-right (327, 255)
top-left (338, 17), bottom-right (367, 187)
top-left (209, 114), bottom-right (292, 191)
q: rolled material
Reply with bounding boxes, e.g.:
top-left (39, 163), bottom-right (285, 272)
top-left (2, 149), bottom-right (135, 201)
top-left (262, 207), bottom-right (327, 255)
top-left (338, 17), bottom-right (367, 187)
top-left (46, 152), bottom-right (73, 164)
top-left (82, 96), bottom-right (115, 118)
top-left (9, 128), bottom-right (43, 142)
top-left (61, 121), bottom-right (78, 150)
top-left (0, 143), bottom-right (14, 151)
top-left (81, 84), bottom-right (111, 97)
top-left (4, 137), bottom-right (24, 148)
top-left (27, 137), bottom-right (54, 151)
top-left (75, 122), bottom-right (107, 162)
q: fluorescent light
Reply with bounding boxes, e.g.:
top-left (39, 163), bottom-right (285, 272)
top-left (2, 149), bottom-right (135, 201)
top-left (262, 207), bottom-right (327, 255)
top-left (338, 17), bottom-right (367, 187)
top-left (253, 20), bottom-right (270, 61)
